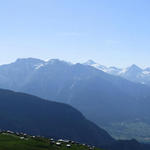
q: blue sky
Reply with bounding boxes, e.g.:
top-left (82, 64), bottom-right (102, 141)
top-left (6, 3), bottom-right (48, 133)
top-left (0, 0), bottom-right (150, 68)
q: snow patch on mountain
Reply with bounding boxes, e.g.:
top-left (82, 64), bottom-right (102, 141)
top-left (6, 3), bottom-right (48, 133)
top-left (35, 64), bottom-right (44, 70)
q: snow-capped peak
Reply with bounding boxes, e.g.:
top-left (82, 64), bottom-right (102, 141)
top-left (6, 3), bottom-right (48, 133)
top-left (84, 60), bottom-right (97, 65)
top-left (127, 64), bottom-right (142, 72)
top-left (34, 59), bottom-right (73, 70)
top-left (83, 61), bottom-right (145, 77)
top-left (84, 60), bottom-right (108, 72)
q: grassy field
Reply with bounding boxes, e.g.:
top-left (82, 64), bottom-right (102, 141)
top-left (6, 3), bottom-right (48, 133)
top-left (0, 132), bottom-right (103, 150)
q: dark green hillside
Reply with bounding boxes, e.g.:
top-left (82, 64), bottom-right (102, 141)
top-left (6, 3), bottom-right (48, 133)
top-left (0, 131), bottom-right (150, 150)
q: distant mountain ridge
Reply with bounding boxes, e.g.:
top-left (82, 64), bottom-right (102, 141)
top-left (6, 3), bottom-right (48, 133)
top-left (2, 58), bottom-right (150, 88)
top-left (84, 60), bottom-right (150, 85)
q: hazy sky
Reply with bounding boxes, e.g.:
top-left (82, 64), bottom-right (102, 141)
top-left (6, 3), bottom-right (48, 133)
top-left (0, 0), bottom-right (150, 68)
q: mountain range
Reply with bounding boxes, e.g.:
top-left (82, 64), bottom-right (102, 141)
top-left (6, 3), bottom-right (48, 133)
top-left (1, 58), bottom-right (150, 142)
top-left (84, 60), bottom-right (150, 85)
